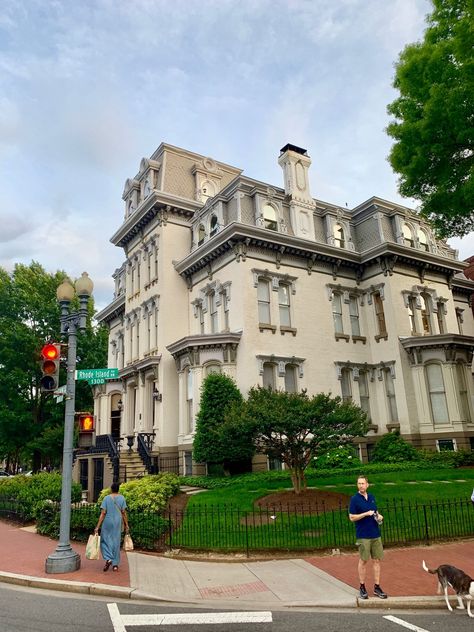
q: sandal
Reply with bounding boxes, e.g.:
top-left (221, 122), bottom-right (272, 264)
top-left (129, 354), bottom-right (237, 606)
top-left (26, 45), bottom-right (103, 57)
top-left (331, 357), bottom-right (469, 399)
top-left (112, 565), bottom-right (118, 572)
top-left (103, 560), bottom-right (112, 572)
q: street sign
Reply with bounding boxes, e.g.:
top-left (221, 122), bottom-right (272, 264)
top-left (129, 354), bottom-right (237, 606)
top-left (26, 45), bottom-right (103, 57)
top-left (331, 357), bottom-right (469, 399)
top-left (53, 384), bottom-right (67, 403)
top-left (76, 368), bottom-right (119, 380)
top-left (88, 378), bottom-right (106, 385)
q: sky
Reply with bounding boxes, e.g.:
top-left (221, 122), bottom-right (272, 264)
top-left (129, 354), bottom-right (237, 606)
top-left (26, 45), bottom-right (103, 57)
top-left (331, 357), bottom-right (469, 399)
top-left (1, 0), bottom-right (472, 310)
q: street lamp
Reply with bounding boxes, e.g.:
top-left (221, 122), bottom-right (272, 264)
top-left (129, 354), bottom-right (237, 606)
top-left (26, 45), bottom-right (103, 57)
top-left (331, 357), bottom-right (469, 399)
top-left (45, 272), bottom-right (93, 574)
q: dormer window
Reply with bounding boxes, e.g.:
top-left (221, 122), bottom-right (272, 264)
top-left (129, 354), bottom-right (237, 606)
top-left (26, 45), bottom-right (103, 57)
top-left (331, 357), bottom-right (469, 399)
top-left (201, 180), bottom-right (216, 202)
top-left (333, 223), bottom-right (345, 248)
top-left (198, 224), bottom-right (205, 246)
top-left (418, 229), bottom-right (429, 251)
top-left (262, 204), bottom-right (277, 231)
top-left (403, 224), bottom-right (414, 248)
top-left (210, 214), bottom-right (218, 237)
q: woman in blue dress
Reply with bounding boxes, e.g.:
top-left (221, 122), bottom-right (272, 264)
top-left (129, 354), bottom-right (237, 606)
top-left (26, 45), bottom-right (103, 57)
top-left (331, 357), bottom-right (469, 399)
top-left (94, 482), bottom-right (129, 572)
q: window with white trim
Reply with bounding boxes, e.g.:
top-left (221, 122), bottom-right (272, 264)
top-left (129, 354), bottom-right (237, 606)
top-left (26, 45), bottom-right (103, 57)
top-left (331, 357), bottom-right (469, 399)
top-left (403, 224), bottom-right (414, 247)
top-left (278, 283), bottom-right (291, 327)
top-left (257, 279), bottom-right (271, 324)
top-left (420, 294), bottom-right (432, 334)
top-left (333, 223), bottom-right (345, 248)
top-left (210, 214), bottom-right (218, 236)
top-left (373, 292), bottom-right (387, 337)
top-left (205, 363), bottom-right (221, 376)
top-left (358, 371), bottom-right (371, 420)
top-left (341, 368), bottom-right (352, 403)
top-left (332, 293), bottom-right (344, 334)
top-left (209, 290), bottom-right (218, 333)
top-left (425, 364), bottom-right (449, 424)
top-left (436, 301), bottom-right (446, 334)
top-left (186, 369), bottom-right (194, 433)
top-left (456, 363), bottom-right (471, 422)
top-left (383, 368), bottom-right (398, 423)
top-left (418, 228), bottom-right (429, 251)
top-left (263, 362), bottom-right (276, 390)
top-left (284, 364), bottom-right (297, 393)
top-left (437, 439), bottom-right (456, 452)
top-left (408, 296), bottom-right (417, 335)
top-left (262, 204), bottom-right (277, 231)
top-left (349, 296), bottom-right (360, 336)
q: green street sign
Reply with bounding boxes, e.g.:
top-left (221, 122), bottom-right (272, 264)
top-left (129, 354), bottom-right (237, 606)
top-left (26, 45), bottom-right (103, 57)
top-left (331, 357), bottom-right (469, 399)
top-left (76, 368), bottom-right (119, 381)
top-left (88, 378), bottom-right (106, 385)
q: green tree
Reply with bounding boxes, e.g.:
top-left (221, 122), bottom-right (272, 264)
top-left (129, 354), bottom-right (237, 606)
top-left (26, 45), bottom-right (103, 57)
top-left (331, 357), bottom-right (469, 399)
top-left (193, 373), bottom-right (250, 472)
top-left (228, 387), bottom-right (368, 494)
top-left (0, 262), bottom-right (107, 471)
top-left (371, 430), bottom-right (420, 463)
top-left (386, 0), bottom-right (474, 238)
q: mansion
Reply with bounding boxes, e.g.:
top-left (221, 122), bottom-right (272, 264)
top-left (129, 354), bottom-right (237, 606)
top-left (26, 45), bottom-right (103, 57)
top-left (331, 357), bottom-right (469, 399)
top-left (75, 142), bottom-right (474, 499)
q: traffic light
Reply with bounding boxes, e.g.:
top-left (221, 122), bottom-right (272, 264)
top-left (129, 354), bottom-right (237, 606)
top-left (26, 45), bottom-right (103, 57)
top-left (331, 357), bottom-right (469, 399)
top-left (40, 343), bottom-right (60, 393)
top-left (77, 412), bottom-right (95, 448)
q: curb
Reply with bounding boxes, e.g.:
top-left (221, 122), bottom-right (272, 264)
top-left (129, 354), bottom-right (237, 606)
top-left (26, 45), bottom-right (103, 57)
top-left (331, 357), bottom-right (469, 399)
top-left (357, 595), bottom-right (449, 609)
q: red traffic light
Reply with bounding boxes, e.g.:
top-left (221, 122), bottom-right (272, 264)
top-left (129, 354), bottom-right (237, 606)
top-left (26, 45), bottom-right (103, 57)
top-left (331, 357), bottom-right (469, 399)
top-left (40, 343), bottom-right (61, 393)
top-left (41, 344), bottom-right (60, 360)
top-left (77, 413), bottom-right (94, 433)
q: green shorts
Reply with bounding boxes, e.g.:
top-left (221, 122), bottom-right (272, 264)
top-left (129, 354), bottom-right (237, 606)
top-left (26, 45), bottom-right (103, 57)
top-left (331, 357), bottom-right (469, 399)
top-left (356, 537), bottom-right (384, 561)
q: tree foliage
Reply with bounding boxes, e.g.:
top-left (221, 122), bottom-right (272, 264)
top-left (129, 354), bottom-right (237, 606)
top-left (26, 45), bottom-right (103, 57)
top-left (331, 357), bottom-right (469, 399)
top-left (386, 0), bottom-right (474, 238)
top-left (370, 430), bottom-right (420, 463)
top-left (0, 262), bottom-right (108, 471)
top-left (227, 387), bottom-right (368, 494)
top-left (193, 373), bottom-right (250, 469)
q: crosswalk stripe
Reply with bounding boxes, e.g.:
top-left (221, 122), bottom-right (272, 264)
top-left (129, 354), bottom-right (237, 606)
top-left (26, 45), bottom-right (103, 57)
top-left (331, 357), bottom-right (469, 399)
top-left (108, 604), bottom-right (272, 629)
top-left (383, 615), bottom-right (431, 632)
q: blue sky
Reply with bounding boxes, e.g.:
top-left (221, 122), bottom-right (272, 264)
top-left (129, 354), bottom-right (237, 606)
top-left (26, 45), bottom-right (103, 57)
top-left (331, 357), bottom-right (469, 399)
top-left (0, 0), bottom-right (472, 309)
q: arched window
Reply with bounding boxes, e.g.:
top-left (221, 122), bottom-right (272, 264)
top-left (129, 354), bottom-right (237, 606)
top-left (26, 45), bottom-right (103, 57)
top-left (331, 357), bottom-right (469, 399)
top-left (205, 363), bottom-right (221, 376)
top-left (210, 215), bottom-right (218, 236)
top-left (262, 204), bottom-right (277, 231)
top-left (403, 224), bottom-right (414, 247)
top-left (284, 364), bottom-right (297, 393)
top-left (425, 364), bottom-right (449, 424)
top-left (333, 223), bottom-right (345, 248)
top-left (262, 362), bottom-right (276, 390)
top-left (418, 229), bottom-right (429, 251)
top-left (198, 224), bottom-right (206, 246)
top-left (201, 180), bottom-right (215, 202)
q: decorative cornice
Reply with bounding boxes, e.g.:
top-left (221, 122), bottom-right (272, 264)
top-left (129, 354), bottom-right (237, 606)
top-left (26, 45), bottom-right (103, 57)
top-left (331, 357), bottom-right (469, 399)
top-left (95, 294), bottom-right (125, 324)
top-left (166, 332), bottom-right (242, 358)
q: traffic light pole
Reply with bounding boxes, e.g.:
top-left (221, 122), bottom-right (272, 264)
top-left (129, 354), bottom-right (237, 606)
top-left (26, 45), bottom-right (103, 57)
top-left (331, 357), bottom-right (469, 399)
top-left (46, 274), bottom-right (93, 574)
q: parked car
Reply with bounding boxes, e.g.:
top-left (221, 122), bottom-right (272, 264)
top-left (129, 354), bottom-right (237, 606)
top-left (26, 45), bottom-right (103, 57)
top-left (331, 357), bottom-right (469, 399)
top-left (0, 470), bottom-right (10, 477)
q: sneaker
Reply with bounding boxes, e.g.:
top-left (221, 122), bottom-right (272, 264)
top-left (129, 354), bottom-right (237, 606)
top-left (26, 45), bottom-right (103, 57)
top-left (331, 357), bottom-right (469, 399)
top-left (359, 584), bottom-right (368, 599)
top-left (374, 584), bottom-right (388, 599)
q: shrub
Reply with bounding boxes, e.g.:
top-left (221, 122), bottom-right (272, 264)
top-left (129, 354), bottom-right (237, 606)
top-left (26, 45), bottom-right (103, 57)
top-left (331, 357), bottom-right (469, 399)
top-left (98, 473), bottom-right (181, 512)
top-left (371, 431), bottom-right (420, 463)
top-left (0, 473), bottom-right (81, 521)
top-left (313, 445), bottom-right (361, 469)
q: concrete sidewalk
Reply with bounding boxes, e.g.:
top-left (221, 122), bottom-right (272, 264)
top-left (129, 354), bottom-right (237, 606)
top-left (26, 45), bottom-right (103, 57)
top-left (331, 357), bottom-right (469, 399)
top-left (0, 520), bottom-right (473, 610)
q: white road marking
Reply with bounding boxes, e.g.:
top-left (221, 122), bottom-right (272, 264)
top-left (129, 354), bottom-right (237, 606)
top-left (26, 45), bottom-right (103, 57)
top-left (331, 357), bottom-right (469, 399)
top-left (383, 615), bottom-right (431, 632)
top-left (107, 603), bottom-right (126, 632)
top-left (107, 603), bottom-right (272, 630)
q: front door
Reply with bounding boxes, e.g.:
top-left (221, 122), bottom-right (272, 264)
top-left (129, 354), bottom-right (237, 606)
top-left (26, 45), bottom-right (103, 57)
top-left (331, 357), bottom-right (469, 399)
top-left (111, 410), bottom-right (121, 439)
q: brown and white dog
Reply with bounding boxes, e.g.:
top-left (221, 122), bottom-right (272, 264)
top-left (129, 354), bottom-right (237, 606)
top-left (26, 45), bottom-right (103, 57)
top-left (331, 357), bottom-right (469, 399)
top-left (422, 560), bottom-right (474, 617)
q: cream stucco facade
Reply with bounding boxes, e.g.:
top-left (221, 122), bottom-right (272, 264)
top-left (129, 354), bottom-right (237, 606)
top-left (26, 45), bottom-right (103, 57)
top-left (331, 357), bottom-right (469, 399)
top-left (76, 142), bottom-right (474, 498)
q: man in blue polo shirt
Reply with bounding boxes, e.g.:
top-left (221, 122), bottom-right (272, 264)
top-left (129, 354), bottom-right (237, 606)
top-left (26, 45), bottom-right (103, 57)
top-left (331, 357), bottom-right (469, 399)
top-left (349, 475), bottom-right (387, 600)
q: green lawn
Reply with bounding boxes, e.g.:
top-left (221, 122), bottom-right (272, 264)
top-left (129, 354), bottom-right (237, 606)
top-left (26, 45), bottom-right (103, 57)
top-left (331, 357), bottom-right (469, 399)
top-left (168, 468), bottom-right (474, 552)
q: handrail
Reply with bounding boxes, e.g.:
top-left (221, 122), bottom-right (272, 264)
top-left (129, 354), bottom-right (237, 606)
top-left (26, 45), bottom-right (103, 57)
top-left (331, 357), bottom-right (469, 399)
top-left (137, 433), bottom-right (156, 474)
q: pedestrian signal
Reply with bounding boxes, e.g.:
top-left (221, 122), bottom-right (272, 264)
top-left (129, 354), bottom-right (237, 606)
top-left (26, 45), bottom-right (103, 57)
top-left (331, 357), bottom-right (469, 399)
top-left (40, 343), bottom-right (60, 393)
top-left (77, 412), bottom-right (96, 448)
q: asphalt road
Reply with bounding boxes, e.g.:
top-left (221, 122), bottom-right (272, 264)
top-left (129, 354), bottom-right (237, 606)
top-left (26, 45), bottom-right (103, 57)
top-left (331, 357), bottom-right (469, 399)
top-left (1, 584), bottom-right (474, 632)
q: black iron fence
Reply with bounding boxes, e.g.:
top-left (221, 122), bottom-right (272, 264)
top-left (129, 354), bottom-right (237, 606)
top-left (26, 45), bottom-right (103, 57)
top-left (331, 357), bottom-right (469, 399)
top-left (2, 496), bottom-right (473, 556)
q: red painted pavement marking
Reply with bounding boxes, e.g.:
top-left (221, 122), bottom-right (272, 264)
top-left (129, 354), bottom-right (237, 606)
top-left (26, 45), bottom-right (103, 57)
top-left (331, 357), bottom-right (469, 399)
top-left (199, 580), bottom-right (269, 598)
